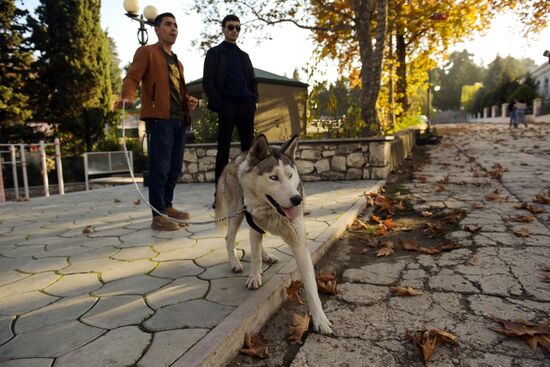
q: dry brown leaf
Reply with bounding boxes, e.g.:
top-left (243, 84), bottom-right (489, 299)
top-left (316, 272), bottom-right (337, 294)
top-left (407, 329), bottom-right (457, 362)
top-left (113, 198), bottom-right (122, 203)
top-left (437, 176), bottom-right (449, 184)
top-left (420, 211), bottom-right (433, 217)
top-left (376, 241), bottom-right (394, 257)
top-left (513, 227), bottom-right (530, 237)
top-left (371, 215), bottom-right (382, 223)
top-left (376, 224), bottom-right (389, 236)
top-left (373, 194), bottom-right (394, 214)
top-left (441, 210), bottom-right (466, 224)
top-left (456, 180), bottom-right (467, 186)
top-left (82, 225), bottom-right (94, 234)
top-left (383, 218), bottom-right (398, 230)
top-left (348, 219), bottom-right (369, 231)
top-left (288, 313), bottom-right (310, 344)
top-left (418, 247), bottom-right (441, 255)
top-left (390, 286), bottom-right (423, 297)
top-left (485, 190), bottom-right (506, 202)
top-left (533, 194), bottom-right (550, 205)
top-left (438, 242), bottom-right (462, 252)
top-left (416, 175), bottom-right (428, 182)
top-left (489, 317), bottom-right (550, 352)
top-left (286, 280), bottom-right (303, 305)
top-left (510, 215), bottom-right (535, 223)
top-left (395, 200), bottom-right (406, 211)
top-left (469, 255), bottom-right (481, 266)
top-left (424, 223), bottom-right (442, 238)
top-left (435, 185), bottom-right (446, 192)
top-left (133, 199), bottom-right (141, 205)
top-left (472, 202), bottom-right (485, 209)
top-left (239, 332), bottom-right (270, 359)
top-left (399, 238), bottom-right (418, 251)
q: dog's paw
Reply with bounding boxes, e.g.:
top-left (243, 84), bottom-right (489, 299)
top-left (311, 313), bottom-right (333, 335)
top-left (246, 274), bottom-right (262, 289)
top-left (230, 260), bottom-right (244, 273)
top-left (262, 251), bottom-right (279, 264)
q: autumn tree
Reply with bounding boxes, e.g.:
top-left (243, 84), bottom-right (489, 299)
top-left (28, 0), bottom-right (116, 153)
top-left (189, 0), bottom-right (388, 136)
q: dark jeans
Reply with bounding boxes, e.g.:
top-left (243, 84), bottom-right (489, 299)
top-left (148, 119), bottom-right (187, 216)
top-left (214, 101), bottom-right (255, 185)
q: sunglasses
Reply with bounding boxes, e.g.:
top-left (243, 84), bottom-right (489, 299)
top-left (226, 25), bottom-right (241, 32)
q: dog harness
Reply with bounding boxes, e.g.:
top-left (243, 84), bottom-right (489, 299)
top-left (243, 204), bottom-right (266, 234)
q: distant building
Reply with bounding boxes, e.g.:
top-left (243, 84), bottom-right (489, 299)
top-left (186, 68), bottom-right (308, 141)
top-left (531, 62), bottom-right (550, 102)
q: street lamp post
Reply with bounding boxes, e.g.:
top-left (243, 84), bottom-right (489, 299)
top-left (123, 0), bottom-right (158, 46)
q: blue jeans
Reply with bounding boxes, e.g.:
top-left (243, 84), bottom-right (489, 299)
top-left (148, 119), bottom-right (187, 216)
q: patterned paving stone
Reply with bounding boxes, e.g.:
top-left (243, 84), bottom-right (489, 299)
top-left (0, 358), bottom-right (54, 367)
top-left (92, 275), bottom-right (170, 297)
top-left (206, 277), bottom-right (257, 306)
top-left (143, 299), bottom-right (235, 331)
top-left (0, 271), bottom-right (30, 287)
top-left (149, 259), bottom-right (204, 279)
top-left (0, 272), bottom-right (60, 296)
top-left (111, 246), bottom-right (156, 261)
top-left (0, 315), bottom-right (14, 345)
top-left (0, 321), bottom-right (104, 359)
top-left (0, 291), bottom-right (58, 316)
top-left (55, 326), bottom-right (151, 367)
top-left (137, 329), bottom-right (208, 367)
top-left (44, 273), bottom-right (102, 297)
top-left (17, 257), bottom-right (69, 273)
top-left (81, 295), bottom-right (153, 329)
top-left (100, 259), bottom-right (157, 283)
top-left (146, 277), bottom-right (209, 309)
top-left (15, 295), bottom-right (97, 334)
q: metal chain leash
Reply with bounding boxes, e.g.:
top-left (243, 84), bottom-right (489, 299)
top-left (121, 100), bottom-right (246, 226)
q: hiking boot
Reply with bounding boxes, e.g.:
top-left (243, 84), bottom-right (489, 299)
top-left (151, 215), bottom-right (179, 231)
top-left (166, 206), bottom-right (190, 227)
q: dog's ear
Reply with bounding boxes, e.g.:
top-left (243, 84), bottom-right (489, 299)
top-left (247, 134), bottom-right (270, 163)
top-left (280, 135), bottom-right (298, 161)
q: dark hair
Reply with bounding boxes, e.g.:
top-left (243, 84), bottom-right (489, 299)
top-left (222, 15), bottom-right (240, 28)
top-left (154, 12), bottom-right (175, 27)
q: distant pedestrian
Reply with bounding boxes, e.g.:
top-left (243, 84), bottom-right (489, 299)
top-left (508, 101), bottom-right (516, 128)
top-left (515, 99), bottom-right (528, 127)
top-left (203, 14), bottom-right (259, 208)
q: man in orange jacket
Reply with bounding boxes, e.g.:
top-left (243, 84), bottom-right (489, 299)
top-left (117, 12), bottom-right (198, 231)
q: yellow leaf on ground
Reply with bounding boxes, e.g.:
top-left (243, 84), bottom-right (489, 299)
top-left (239, 332), bottom-right (270, 359)
top-left (288, 313), bottom-right (310, 344)
top-left (390, 286), bottom-right (423, 297)
top-left (376, 241), bottom-right (394, 257)
top-left (316, 272), bottom-right (337, 294)
top-left (286, 280), bottom-right (303, 305)
top-left (513, 227), bottom-right (530, 237)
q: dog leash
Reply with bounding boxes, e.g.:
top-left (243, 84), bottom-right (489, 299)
top-left (121, 100), bottom-right (246, 226)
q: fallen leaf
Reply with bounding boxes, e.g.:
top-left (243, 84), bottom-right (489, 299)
top-left (399, 238), bottom-right (418, 251)
top-left (316, 272), bottom-right (337, 294)
top-left (430, 329), bottom-right (458, 344)
top-left (382, 218), bottom-right (398, 230)
top-left (407, 329), bottom-right (458, 362)
top-left (82, 225), bottom-right (94, 234)
top-left (348, 219), bottom-right (369, 231)
top-left (472, 202), bottom-right (485, 209)
top-left (533, 194), bottom-right (550, 205)
top-left (438, 242), bottom-right (462, 252)
top-left (416, 175), bottom-right (428, 182)
top-left (239, 332), bottom-right (270, 359)
top-left (286, 280), bottom-right (303, 305)
top-left (424, 223), bottom-right (442, 238)
top-left (420, 211), bottom-right (433, 217)
top-left (377, 241), bottom-right (394, 257)
top-left (437, 176), bottom-right (449, 184)
top-left (469, 255), bottom-right (481, 266)
top-left (510, 215), bottom-right (535, 223)
top-left (526, 204), bottom-right (545, 214)
top-left (376, 224), bottom-right (389, 236)
top-left (371, 215), bottom-right (382, 223)
top-left (435, 185), bottom-right (446, 192)
top-left (394, 201), bottom-right (406, 211)
top-left (513, 227), bottom-right (529, 237)
top-left (418, 247), bottom-right (441, 255)
top-left (373, 194), bottom-right (394, 214)
top-left (133, 199), bottom-right (141, 205)
top-left (288, 313), bottom-right (310, 344)
top-left (114, 198), bottom-right (122, 203)
top-left (489, 317), bottom-right (550, 353)
top-left (390, 286), bottom-right (423, 297)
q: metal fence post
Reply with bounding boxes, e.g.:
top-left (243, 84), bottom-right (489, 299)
top-left (83, 153), bottom-right (90, 191)
top-left (19, 143), bottom-right (30, 200)
top-left (0, 157), bottom-right (5, 204)
top-left (54, 138), bottom-right (64, 195)
top-left (39, 140), bottom-right (49, 197)
top-left (9, 145), bottom-right (20, 199)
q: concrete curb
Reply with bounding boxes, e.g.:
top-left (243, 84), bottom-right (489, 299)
top-left (173, 180), bottom-right (385, 367)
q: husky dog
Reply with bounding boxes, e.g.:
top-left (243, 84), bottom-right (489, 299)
top-left (215, 134), bottom-right (332, 334)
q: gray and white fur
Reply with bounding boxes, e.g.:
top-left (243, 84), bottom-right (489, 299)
top-left (215, 134), bottom-right (332, 334)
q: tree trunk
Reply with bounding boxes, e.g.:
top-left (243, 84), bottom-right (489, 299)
top-left (354, 0), bottom-right (387, 136)
top-left (396, 31), bottom-right (408, 114)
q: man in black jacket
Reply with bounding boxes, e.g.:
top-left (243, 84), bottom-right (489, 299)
top-left (203, 15), bottom-right (259, 205)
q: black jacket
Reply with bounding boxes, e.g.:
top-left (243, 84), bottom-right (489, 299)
top-left (203, 41), bottom-right (259, 112)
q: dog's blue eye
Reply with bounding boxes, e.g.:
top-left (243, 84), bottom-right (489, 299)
top-left (269, 175), bottom-right (278, 181)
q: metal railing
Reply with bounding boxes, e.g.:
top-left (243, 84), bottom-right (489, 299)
top-left (82, 151), bottom-right (133, 191)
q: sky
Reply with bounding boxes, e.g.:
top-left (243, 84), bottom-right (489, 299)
top-left (20, 0), bottom-right (550, 84)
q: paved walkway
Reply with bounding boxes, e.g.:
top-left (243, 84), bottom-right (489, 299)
top-left (0, 180), bottom-right (377, 366)
top-left (292, 124), bottom-right (550, 366)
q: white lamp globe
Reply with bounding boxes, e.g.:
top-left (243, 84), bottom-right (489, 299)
top-left (123, 0), bottom-right (140, 15)
top-left (143, 5), bottom-right (158, 22)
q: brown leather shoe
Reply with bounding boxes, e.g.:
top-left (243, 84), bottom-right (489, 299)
top-left (151, 215), bottom-right (179, 231)
top-left (165, 207), bottom-right (190, 227)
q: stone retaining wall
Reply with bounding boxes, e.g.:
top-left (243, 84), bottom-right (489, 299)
top-left (181, 129), bottom-right (416, 183)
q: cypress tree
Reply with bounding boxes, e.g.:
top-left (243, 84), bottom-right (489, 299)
top-left (29, 0), bottom-right (115, 153)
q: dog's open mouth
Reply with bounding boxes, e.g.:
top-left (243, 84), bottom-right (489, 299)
top-left (266, 195), bottom-right (298, 219)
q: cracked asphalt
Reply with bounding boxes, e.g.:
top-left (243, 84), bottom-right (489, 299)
top-left (290, 124), bottom-right (550, 367)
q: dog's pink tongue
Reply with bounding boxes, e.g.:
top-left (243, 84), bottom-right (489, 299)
top-left (282, 207), bottom-right (297, 219)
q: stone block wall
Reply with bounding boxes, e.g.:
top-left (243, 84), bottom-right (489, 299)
top-left (180, 130), bottom-right (416, 183)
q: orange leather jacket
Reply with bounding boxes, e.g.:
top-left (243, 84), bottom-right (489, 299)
top-left (122, 42), bottom-right (191, 126)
